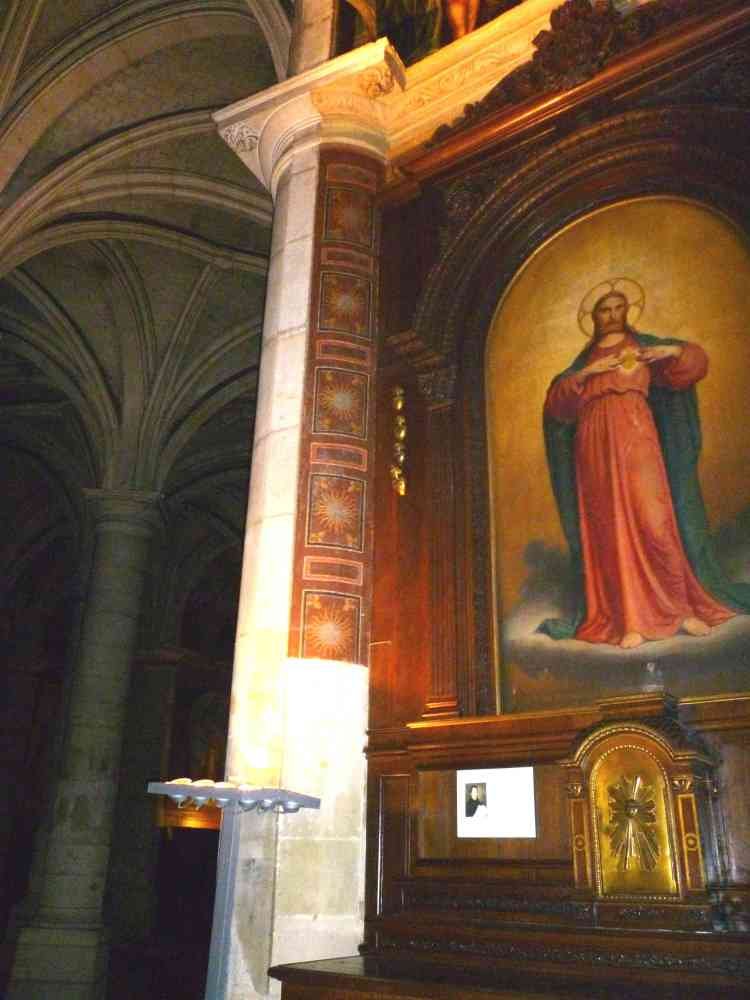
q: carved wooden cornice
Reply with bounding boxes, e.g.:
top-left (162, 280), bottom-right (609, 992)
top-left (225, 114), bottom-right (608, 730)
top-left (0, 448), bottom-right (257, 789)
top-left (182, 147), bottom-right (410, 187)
top-left (214, 2), bottom-right (592, 192)
top-left (392, 0), bottom-right (750, 188)
top-left (411, 100), bottom-right (750, 362)
top-left (430, 0), bottom-right (727, 146)
top-left (218, 0), bottom-right (742, 195)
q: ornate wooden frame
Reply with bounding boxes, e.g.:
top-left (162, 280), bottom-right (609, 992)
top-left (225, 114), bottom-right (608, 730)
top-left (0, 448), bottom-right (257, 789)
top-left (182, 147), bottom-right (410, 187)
top-left (377, 5), bottom-right (750, 717)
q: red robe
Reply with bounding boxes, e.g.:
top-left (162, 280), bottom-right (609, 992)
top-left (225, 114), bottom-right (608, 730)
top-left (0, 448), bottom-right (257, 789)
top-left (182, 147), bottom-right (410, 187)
top-left (544, 335), bottom-right (734, 644)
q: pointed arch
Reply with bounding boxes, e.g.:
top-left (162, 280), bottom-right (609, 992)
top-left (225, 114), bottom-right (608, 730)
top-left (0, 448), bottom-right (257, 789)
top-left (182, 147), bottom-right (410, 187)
top-left (39, 170), bottom-right (273, 231)
top-left (2, 220), bottom-right (269, 276)
top-left (0, 111), bottom-right (217, 253)
top-left (243, 0), bottom-right (291, 80)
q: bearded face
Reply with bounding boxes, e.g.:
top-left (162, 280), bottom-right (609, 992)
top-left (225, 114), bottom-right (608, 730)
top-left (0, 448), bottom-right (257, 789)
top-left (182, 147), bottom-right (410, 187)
top-left (592, 292), bottom-right (628, 338)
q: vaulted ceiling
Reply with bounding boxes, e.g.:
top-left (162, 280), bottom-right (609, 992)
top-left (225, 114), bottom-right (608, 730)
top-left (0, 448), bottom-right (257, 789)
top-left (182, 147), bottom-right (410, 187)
top-left (0, 0), bottom-right (290, 653)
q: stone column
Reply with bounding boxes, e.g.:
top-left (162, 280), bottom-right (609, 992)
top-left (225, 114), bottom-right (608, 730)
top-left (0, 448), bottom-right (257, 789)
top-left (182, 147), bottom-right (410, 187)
top-left (9, 489), bottom-right (162, 1000)
top-left (288, 0), bottom-right (337, 77)
top-left (106, 650), bottom-right (179, 945)
top-left (212, 39), bottom-right (402, 1000)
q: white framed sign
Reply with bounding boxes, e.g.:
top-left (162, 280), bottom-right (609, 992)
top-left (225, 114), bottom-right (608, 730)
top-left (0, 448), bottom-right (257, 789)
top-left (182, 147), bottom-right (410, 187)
top-left (456, 767), bottom-right (537, 839)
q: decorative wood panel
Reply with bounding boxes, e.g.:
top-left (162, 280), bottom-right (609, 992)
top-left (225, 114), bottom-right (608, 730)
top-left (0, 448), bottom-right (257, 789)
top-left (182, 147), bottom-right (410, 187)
top-left (414, 764), bottom-right (569, 866)
top-left (364, 698), bottom-right (750, 989)
top-left (418, 371), bottom-right (459, 718)
top-left (373, 18), bottom-right (750, 719)
top-left (377, 773), bottom-right (410, 917)
top-left (369, 369), bottom-right (432, 729)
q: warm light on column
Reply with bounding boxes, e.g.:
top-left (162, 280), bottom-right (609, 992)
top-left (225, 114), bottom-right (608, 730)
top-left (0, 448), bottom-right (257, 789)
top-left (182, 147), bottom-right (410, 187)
top-left (224, 643), bottom-right (286, 787)
top-left (225, 655), bottom-right (366, 790)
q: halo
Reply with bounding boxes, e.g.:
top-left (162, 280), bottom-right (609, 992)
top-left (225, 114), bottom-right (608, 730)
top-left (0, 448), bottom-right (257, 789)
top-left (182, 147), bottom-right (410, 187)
top-left (577, 277), bottom-right (645, 337)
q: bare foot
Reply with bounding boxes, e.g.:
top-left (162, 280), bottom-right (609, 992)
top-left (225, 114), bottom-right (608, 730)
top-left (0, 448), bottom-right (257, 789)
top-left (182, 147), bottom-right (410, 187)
top-left (620, 632), bottom-right (645, 649)
top-left (682, 617), bottom-right (711, 637)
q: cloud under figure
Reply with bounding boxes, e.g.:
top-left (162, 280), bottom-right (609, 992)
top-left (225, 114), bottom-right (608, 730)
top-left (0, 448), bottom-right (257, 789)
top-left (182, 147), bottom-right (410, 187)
top-left (713, 504), bottom-right (750, 585)
top-left (517, 540), bottom-right (577, 611)
top-left (502, 526), bottom-right (750, 710)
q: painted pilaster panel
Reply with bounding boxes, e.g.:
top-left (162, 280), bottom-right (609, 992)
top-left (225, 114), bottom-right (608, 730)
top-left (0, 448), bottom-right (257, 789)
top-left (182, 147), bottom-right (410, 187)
top-left (289, 149), bottom-right (383, 667)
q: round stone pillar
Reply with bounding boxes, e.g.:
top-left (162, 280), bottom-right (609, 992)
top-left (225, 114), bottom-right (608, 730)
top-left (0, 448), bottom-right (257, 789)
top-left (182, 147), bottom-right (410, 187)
top-left (106, 649), bottom-right (180, 945)
top-left (210, 42), bottom-right (399, 1000)
top-left (9, 489), bottom-right (162, 1000)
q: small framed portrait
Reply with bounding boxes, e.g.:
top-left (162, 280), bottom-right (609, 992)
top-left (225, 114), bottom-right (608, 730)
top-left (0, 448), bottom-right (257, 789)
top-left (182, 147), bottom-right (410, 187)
top-left (456, 767), bottom-right (536, 839)
top-left (464, 781), bottom-right (488, 819)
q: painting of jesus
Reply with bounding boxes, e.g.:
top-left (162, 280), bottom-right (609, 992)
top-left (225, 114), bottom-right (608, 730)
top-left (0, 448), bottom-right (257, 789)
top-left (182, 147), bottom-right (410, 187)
top-left (539, 280), bottom-right (750, 649)
top-left (484, 197), bottom-right (750, 711)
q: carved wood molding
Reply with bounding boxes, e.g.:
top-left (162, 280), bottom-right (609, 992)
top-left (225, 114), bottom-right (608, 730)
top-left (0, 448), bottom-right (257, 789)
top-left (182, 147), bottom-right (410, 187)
top-left (369, 691), bottom-right (750, 759)
top-left (399, 885), bottom-right (594, 920)
top-left (414, 101), bottom-right (750, 362)
top-left (383, 328), bottom-right (446, 370)
top-left (639, 38), bottom-right (750, 106)
top-left (422, 401), bottom-right (459, 717)
top-left (430, 0), bottom-right (728, 145)
top-left (375, 932), bottom-right (750, 978)
top-left (390, 0), bottom-right (750, 190)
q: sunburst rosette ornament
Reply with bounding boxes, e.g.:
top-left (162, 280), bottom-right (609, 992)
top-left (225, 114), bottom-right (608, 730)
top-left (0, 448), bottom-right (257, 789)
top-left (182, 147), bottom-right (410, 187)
top-left (319, 273), bottom-right (370, 337)
top-left (302, 593), bottom-right (359, 661)
top-left (578, 277), bottom-right (645, 338)
top-left (308, 475), bottom-right (363, 549)
top-left (314, 369), bottom-right (367, 437)
top-left (325, 188), bottom-right (373, 247)
top-left (605, 774), bottom-right (659, 872)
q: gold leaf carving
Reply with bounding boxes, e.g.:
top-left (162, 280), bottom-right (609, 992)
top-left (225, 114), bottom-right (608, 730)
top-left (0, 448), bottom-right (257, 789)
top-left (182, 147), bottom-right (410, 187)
top-left (606, 774), bottom-right (659, 872)
top-left (360, 66), bottom-right (395, 100)
top-left (671, 776), bottom-right (694, 793)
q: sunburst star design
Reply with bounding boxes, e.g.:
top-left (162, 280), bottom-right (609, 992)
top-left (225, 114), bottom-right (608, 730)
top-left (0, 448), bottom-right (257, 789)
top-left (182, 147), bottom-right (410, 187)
top-left (332, 289), bottom-right (358, 319)
top-left (323, 276), bottom-right (367, 332)
top-left (328, 281), bottom-right (364, 322)
top-left (321, 380), bottom-right (358, 420)
top-left (606, 774), bottom-right (659, 872)
top-left (313, 483), bottom-right (358, 535)
top-left (330, 191), bottom-right (369, 240)
top-left (306, 602), bottom-right (354, 657)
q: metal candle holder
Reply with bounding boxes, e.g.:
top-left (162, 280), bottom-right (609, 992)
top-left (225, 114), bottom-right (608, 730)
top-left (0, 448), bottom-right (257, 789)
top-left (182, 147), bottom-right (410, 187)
top-left (147, 777), bottom-right (321, 999)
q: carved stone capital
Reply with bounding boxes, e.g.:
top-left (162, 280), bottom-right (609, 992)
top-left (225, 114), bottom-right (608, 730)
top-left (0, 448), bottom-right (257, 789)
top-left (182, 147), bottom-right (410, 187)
top-left (213, 39), bottom-right (405, 195)
top-left (218, 122), bottom-right (258, 154)
top-left (83, 488), bottom-right (164, 538)
top-left (359, 63), bottom-right (397, 100)
top-left (214, 2), bottom-right (580, 187)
